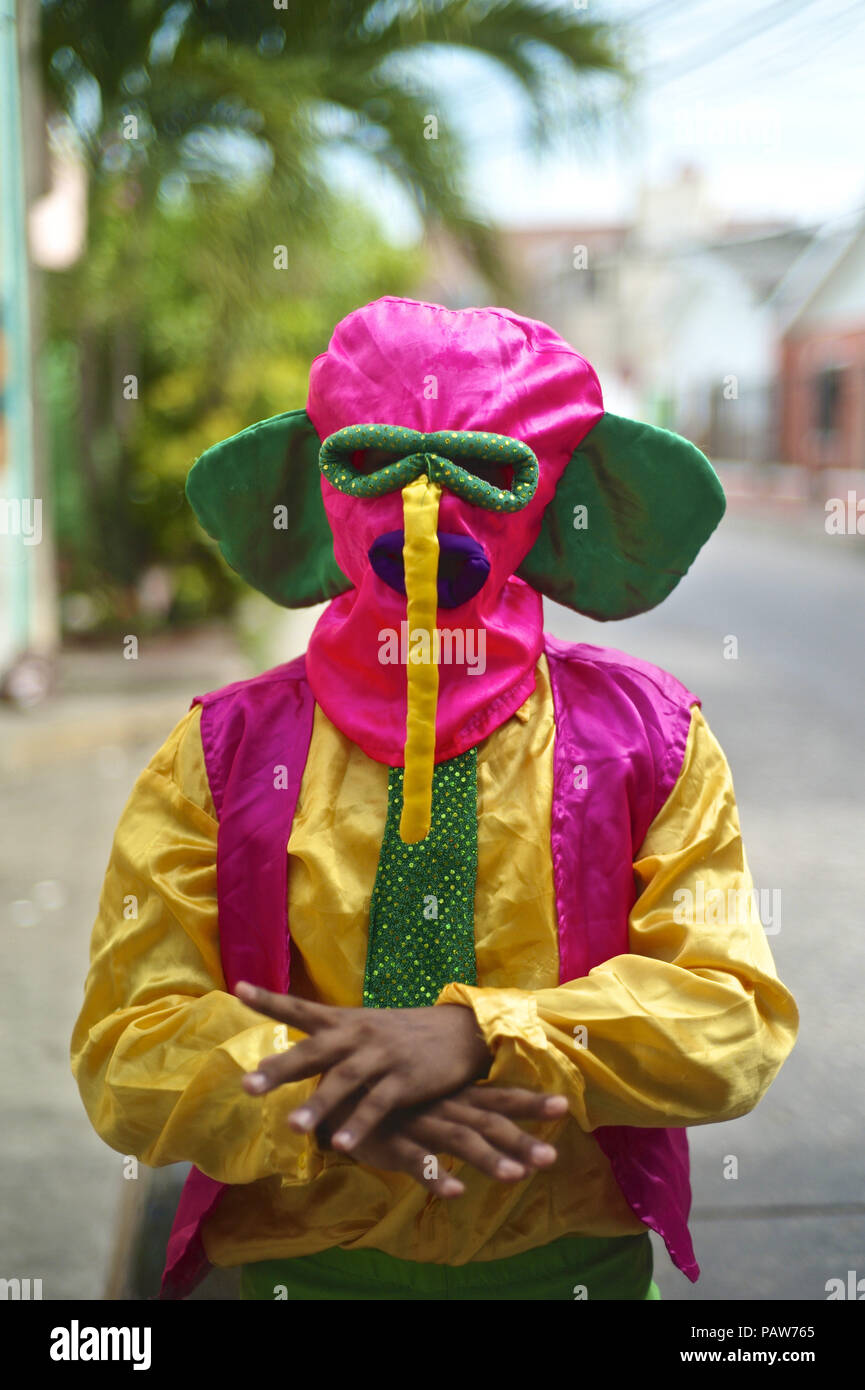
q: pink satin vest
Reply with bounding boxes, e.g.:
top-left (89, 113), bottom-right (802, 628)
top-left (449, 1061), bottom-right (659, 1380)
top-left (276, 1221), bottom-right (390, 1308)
top-left (160, 633), bottom-right (700, 1297)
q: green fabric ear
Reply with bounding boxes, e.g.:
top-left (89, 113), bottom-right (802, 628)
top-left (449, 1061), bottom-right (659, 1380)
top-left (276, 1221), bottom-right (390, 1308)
top-left (185, 408), bottom-right (351, 608)
top-left (516, 412), bottom-right (726, 620)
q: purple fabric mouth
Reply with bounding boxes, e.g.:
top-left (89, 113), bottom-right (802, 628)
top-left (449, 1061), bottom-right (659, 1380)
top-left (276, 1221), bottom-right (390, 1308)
top-left (368, 530), bottom-right (491, 608)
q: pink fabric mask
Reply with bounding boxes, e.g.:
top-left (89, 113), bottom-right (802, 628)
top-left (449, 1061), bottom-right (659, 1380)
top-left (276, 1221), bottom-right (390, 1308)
top-left (305, 296), bottom-right (604, 765)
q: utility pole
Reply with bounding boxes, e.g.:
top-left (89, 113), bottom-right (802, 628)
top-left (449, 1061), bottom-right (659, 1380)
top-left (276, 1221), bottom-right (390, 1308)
top-left (0, 0), bottom-right (58, 702)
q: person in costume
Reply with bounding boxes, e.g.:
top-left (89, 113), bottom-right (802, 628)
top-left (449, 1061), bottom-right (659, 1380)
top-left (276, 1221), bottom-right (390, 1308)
top-left (71, 296), bottom-right (798, 1302)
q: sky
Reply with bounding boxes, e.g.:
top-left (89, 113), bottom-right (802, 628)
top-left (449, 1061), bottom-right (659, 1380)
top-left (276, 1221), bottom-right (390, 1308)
top-left (332, 0), bottom-right (865, 237)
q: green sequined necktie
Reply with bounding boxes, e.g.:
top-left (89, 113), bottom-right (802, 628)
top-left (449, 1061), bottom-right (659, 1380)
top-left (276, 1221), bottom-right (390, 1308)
top-left (363, 747), bottom-right (479, 1008)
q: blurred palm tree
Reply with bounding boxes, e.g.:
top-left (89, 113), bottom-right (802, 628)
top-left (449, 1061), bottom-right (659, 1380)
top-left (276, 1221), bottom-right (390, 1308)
top-left (42, 0), bottom-right (625, 266)
top-left (38, 0), bottom-right (628, 629)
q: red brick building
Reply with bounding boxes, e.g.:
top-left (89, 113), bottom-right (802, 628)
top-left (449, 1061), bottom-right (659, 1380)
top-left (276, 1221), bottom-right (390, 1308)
top-left (779, 222), bottom-right (865, 471)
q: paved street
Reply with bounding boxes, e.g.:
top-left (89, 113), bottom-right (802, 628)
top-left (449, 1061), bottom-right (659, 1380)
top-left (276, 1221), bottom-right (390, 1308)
top-left (1, 506), bottom-right (862, 1301)
top-left (547, 502), bottom-right (865, 1300)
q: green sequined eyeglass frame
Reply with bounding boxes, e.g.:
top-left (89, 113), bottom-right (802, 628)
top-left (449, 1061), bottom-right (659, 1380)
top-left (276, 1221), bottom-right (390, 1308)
top-left (318, 422), bottom-right (539, 513)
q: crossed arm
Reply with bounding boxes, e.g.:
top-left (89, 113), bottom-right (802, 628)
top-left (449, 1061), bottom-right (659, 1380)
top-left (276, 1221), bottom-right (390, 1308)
top-left (71, 703), bottom-right (798, 1203)
top-left (237, 984), bottom-right (565, 1197)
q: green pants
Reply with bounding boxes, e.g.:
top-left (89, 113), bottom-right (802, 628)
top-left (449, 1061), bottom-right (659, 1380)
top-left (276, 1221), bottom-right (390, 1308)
top-left (240, 1232), bottom-right (661, 1301)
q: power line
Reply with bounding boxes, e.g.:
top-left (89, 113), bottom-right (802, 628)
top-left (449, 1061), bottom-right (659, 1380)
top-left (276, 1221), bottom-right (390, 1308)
top-left (646, 0), bottom-right (826, 84)
top-left (706, 0), bottom-right (865, 93)
top-left (639, 6), bottom-right (865, 148)
top-left (620, 0), bottom-right (719, 35)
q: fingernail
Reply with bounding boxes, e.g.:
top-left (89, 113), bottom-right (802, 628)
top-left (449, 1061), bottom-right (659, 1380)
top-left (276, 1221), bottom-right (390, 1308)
top-left (441, 1178), bottom-right (464, 1196)
top-left (332, 1130), bottom-right (355, 1150)
top-left (290, 1108), bottom-right (314, 1129)
top-left (531, 1143), bottom-right (557, 1163)
top-left (544, 1096), bottom-right (568, 1112)
top-left (496, 1159), bottom-right (525, 1179)
top-left (245, 1072), bottom-right (267, 1093)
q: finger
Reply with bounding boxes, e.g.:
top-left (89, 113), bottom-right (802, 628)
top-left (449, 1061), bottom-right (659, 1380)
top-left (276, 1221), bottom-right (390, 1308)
top-left (241, 1035), bottom-right (349, 1096)
top-left (284, 1052), bottom-right (387, 1133)
top-left (407, 1115), bottom-right (529, 1184)
top-left (329, 1075), bottom-right (406, 1151)
top-left (234, 982), bottom-right (334, 1032)
top-left (379, 1134), bottom-right (465, 1199)
top-left (461, 1085), bottom-right (569, 1121)
top-left (435, 1100), bottom-right (559, 1170)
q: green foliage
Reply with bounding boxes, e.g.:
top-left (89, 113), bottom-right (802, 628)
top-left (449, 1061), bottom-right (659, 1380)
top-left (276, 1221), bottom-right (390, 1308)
top-left (45, 187), bottom-right (419, 630)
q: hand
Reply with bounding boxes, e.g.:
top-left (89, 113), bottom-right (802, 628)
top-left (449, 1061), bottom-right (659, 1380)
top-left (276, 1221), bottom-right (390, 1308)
top-left (236, 983), bottom-right (493, 1151)
top-left (319, 1083), bottom-right (569, 1198)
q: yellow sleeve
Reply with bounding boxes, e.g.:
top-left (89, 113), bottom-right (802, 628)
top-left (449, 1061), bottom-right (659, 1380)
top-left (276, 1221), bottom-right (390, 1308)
top-left (70, 704), bottom-right (332, 1186)
top-left (437, 705), bottom-right (799, 1129)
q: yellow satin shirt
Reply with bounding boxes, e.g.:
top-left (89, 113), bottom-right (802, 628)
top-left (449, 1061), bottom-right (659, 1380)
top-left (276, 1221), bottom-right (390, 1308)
top-left (71, 654), bottom-right (798, 1267)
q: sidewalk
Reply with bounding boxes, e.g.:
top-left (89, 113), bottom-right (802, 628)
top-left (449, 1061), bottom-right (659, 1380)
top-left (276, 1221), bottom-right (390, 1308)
top-left (0, 602), bottom-right (324, 778)
top-left (715, 460), bottom-right (865, 539)
top-left (0, 624), bottom-right (251, 777)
